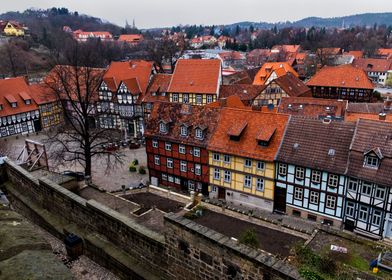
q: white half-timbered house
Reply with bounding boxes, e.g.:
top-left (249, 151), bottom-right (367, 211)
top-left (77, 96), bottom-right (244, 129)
top-left (275, 117), bottom-right (356, 227)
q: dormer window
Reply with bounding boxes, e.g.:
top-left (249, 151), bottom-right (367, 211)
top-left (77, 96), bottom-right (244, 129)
top-left (364, 155), bottom-right (379, 169)
top-left (195, 128), bottom-right (203, 140)
top-left (0, 104), bottom-right (2, 111)
top-left (159, 122), bottom-right (167, 133)
top-left (11, 102), bottom-right (17, 108)
top-left (25, 99), bottom-right (31, 105)
top-left (180, 125), bottom-right (188, 136)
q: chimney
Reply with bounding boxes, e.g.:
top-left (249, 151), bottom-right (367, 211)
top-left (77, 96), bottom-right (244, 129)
top-left (379, 113), bottom-right (387, 121)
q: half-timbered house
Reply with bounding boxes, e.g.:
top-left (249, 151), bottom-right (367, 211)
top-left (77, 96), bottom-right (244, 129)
top-left (142, 74), bottom-right (172, 117)
top-left (167, 59), bottom-right (222, 106)
top-left (344, 119), bottom-right (392, 239)
top-left (275, 117), bottom-right (356, 226)
top-left (145, 102), bottom-right (220, 195)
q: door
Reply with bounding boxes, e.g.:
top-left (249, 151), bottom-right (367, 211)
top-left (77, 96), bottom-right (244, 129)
top-left (218, 187), bottom-right (226, 200)
top-left (385, 219), bottom-right (392, 239)
top-left (344, 219), bottom-right (355, 232)
top-left (274, 186), bottom-right (286, 213)
top-left (151, 176), bottom-right (158, 187)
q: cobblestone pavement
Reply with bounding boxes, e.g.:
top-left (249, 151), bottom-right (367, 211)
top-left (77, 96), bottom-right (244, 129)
top-left (30, 223), bottom-right (119, 280)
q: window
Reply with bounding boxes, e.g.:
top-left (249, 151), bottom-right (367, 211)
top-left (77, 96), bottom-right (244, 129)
top-left (294, 187), bottom-right (303, 200)
top-left (364, 155), bottom-right (379, 168)
top-left (311, 170), bottom-right (321, 183)
top-left (152, 139), bottom-right (158, 148)
top-left (168, 175), bottom-right (174, 183)
top-left (213, 153), bottom-right (220, 161)
top-left (193, 148), bottom-right (200, 157)
top-left (196, 95), bottom-right (202, 104)
top-left (206, 95), bottom-right (213, 104)
top-left (362, 181), bottom-right (372, 196)
top-left (172, 93), bottom-right (179, 102)
top-left (211, 186), bottom-right (217, 193)
top-left (295, 167), bottom-right (305, 180)
top-left (188, 181), bottom-right (195, 191)
top-left (278, 163), bottom-right (287, 176)
top-left (175, 177), bottom-right (181, 185)
top-left (256, 178), bottom-right (264, 191)
top-left (154, 155), bottom-right (160, 165)
top-left (224, 170), bottom-right (231, 183)
top-left (25, 99), bottom-right (31, 105)
top-left (372, 210), bottom-right (382, 226)
top-left (179, 145), bottom-right (186, 154)
top-left (195, 164), bottom-right (201, 175)
top-left (180, 125), bottom-right (188, 136)
top-left (223, 154), bottom-right (231, 164)
top-left (0, 104), bottom-right (3, 111)
top-left (244, 175), bottom-right (252, 188)
top-left (244, 158), bottom-right (252, 168)
top-left (167, 158), bottom-right (173, 168)
top-left (348, 178), bottom-right (358, 192)
top-left (375, 186), bottom-right (385, 200)
top-left (165, 142), bottom-right (172, 151)
top-left (346, 201), bottom-right (355, 217)
top-left (180, 161), bottom-right (187, 172)
top-left (159, 122), bottom-right (167, 133)
top-left (328, 174), bottom-right (339, 188)
top-left (326, 195), bottom-right (336, 209)
top-left (359, 206), bottom-right (368, 222)
top-left (195, 128), bottom-right (203, 139)
top-left (11, 102), bottom-right (17, 108)
top-left (162, 173), bottom-right (168, 181)
top-left (183, 94), bottom-right (189, 103)
top-left (309, 191), bottom-right (319, 204)
top-left (257, 161), bottom-right (265, 170)
top-left (214, 168), bottom-right (220, 180)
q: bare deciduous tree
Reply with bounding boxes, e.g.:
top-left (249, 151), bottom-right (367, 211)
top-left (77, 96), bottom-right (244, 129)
top-left (44, 42), bottom-right (124, 178)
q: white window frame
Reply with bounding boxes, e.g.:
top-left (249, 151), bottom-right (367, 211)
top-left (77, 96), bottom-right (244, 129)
top-left (214, 168), bottom-right (220, 180)
top-left (364, 155), bottom-right (379, 169)
top-left (182, 93), bottom-right (189, 103)
top-left (152, 139), bottom-right (158, 148)
top-left (309, 191), bottom-right (319, 204)
top-left (179, 145), bottom-right (186, 154)
top-left (244, 175), bottom-right (252, 189)
top-left (224, 170), bottom-right (231, 183)
top-left (206, 95), bottom-right (213, 104)
top-left (372, 210), bottom-right (382, 226)
top-left (326, 195), bottom-right (336, 209)
top-left (167, 158), bottom-right (173, 168)
top-left (346, 201), bottom-right (355, 217)
top-left (257, 161), bottom-right (265, 170)
top-left (294, 187), bottom-right (303, 200)
top-left (159, 122), bottom-right (167, 133)
top-left (193, 147), bottom-right (200, 157)
top-left (195, 164), bottom-right (201, 175)
top-left (244, 158), bottom-right (252, 168)
top-left (328, 174), bottom-right (339, 188)
top-left (256, 178), bottom-right (264, 191)
top-left (165, 142), bottom-right (172, 151)
top-left (223, 154), bottom-right (231, 164)
top-left (180, 161), bottom-right (187, 172)
top-left (154, 155), bottom-right (160, 165)
top-left (180, 125), bottom-right (188, 136)
top-left (278, 163), bottom-right (287, 176)
top-left (213, 153), bottom-right (220, 161)
top-left (196, 94), bottom-right (202, 104)
top-left (375, 186), bottom-right (385, 200)
top-left (172, 93), bottom-right (179, 102)
top-left (362, 181), bottom-right (372, 196)
top-left (195, 128), bottom-right (203, 140)
top-left (348, 178), bottom-right (358, 192)
top-left (295, 167), bottom-right (305, 180)
top-left (311, 170), bottom-right (321, 184)
top-left (359, 206), bottom-right (368, 222)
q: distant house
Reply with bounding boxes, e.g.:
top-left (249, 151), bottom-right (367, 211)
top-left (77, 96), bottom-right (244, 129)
top-left (0, 20), bottom-right (25, 36)
top-left (253, 62), bottom-right (299, 86)
top-left (345, 99), bottom-right (392, 123)
top-left (167, 59), bottom-right (222, 106)
top-left (189, 36), bottom-right (217, 49)
top-left (0, 77), bottom-right (41, 138)
top-left (142, 74), bottom-right (172, 117)
top-left (252, 72), bottom-right (311, 107)
top-left (118, 34), bottom-right (144, 46)
top-left (353, 58), bottom-right (392, 86)
top-left (306, 64), bottom-right (374, 102)
top-left (219, 84), bottom-right (265, 106)
top-left (218, 51), bottom-right (246, 71)
top-left (247, 49), bottom-right (271, 67)
top-left (73, 29), bottom-right (113, 42)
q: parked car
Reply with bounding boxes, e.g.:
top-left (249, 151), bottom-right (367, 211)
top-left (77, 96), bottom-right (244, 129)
top-left (61, 170), bottom-right (85, 181)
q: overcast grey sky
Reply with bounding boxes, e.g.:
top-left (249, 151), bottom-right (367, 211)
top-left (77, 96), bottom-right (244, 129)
top-left (1, 1), bottom-right (392, 28)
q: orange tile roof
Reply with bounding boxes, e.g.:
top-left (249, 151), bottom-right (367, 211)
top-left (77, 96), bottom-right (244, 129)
top-left (218, 51), bottom-right (245, 61)
top-left (272, 45), bottom-right (301, 53)
top-left (207, 95), bottom-right (248, 109)
top-left (103, 60), bottom-right (154, 93)
top-left (0, 77), bottom-right (39, 117)
top-left (168, 59), bottom-right (221, 94)
top-left (345, 51), bottom-right (363, 59)
top-left (306, 64), bottom-right (374, 90)
top-left (29, 83), bottom-right (57, 105)
top-left (353, 58), bottom-right (392, 73)
top-left (345, 112), bottom-right (392, 123)
top-left (143, 74), bottom-right (172, 103)
top-left (118, 34), bottom-right (144, 43)
top-left (316, 48), bottom-right (342, 56)
top-left (377, 48), bottom-right (392, 59)
top-left (253, 62), bottom-right (298, 85)
top-left (208, 108), bottom-right (289, 161)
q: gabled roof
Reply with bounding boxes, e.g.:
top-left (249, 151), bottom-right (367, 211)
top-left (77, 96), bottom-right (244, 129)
top-left (0, 77), bottom-right (39, 117)
top-left (347, 119), bottom-right (392, 186)
top-left (168, 59), bottom-right (221, 94)
top-left (306, 64), bottom-right (374, 90)
top-left (273, 72), bottom-right (311, 97)
top-left (208, 108), bottom-right (289, 161)
top-left (145, 102), bottom-right (220, 147)
top-left (278, 97), bottom-right (347, 119)
top-left (353, 58), bottom-right (392, 73)
top-left (29, 83), bottom-right (57, 105)
top-left (118, 34), bottom-right (144, 42)
top-left (276, 117), bottom-right (356, 174)
top-left (218, 51), bottom-right (246, 61)
top-left (253, 62), bottom-right (298, 85)
top-left (143, 74), bottom-right (172, 103)
top-left (121, 78), bottom-right (142, 94)
top-left (207, 95), bottom-right (247, 109)
top-left (219, 84), bottom-right (266, 102)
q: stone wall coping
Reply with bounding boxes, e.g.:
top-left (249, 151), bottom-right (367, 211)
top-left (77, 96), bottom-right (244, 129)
top-left (4, 159), bottom-right (39, 185)
top-left (39, 177), bottom-right (87, 206)
top-left (164, 212), bottom-right (302, 279)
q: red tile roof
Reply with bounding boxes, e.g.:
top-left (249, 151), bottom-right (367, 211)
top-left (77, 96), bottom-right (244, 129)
top-left (118, 34), bottom-right (144, 43)
top-left (253, 62), bottom-right (298, 85)
top-left (273, 72), bottom-right (311, 97)
top-left (143, 74), bottom-right (172, 103)
top-left (345, 112), bottom-right (392, 123)
top-left (208, 108), bottom-right (289, 161)
top-left (344, 51), bottom-right (363, 59)
top-left (219, 84), bottom-right (266, 104)
top-left (353, 58), bottom-right (392, 73)
top-left (272, 45), bottom-right (301, 53)
top-left (377, 48), bottom-right (392, 59)
top-left (206, 95), bottom-right (248, 109)
top-left (103, 60), bottom-right (154, 94)
top-left (218, 51), bottom-right (245, 61)
top-left (168, 59), bottom-right (221, 94)
top-left (306, 64), bottom-right (374, 90)
top-left (29, 83), bottom-right (57, 105)
top-left (0, 77), bottom-right (38, 117)
top-left (278, 97), bottom-right (347, 119)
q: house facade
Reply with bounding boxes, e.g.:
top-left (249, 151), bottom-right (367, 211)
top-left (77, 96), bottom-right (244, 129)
top-left (145, 102), bottom-right (220, 195)
top-left (208, 108), bottom-right (289, 212)
top-left (1, 21), bottom-right (25, 36)
top-left (306, 64), bottom-right (374, 102)
top-left (275, 118), bottom-right (356, 226)
top-left (344, 119), bottom-right (392, 239)
top-left (0, 77), bottom-right (41, 138)
top-left (353, 58), bottom-right (392, 86)
top-left (142, 74), bottom-right (171, 118)
top-left (167, 59), bottom-right (222, 106)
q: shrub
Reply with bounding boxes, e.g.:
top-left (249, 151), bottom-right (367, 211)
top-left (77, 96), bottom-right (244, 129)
top-left (132, 159), bottom-right (139, 165)
top-left (138, 166), bottom-right (146, 174)
top-left (129, 165), bottom-right (137, 172)
top-left (239, 229), bottom-right (259, 248)
top-left (299, 268), bottom-right (324, 280)
top-left (319, 254), bottom-right (338, 275)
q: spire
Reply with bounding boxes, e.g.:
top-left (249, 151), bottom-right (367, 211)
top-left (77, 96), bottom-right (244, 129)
top-left (125, 19), bottom-right (130, 29)
top-left (132, 18), bottom-right (136, 29)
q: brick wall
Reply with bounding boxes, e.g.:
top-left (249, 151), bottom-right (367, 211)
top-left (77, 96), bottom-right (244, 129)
top-left (3, 160), bottom-right (301, 280)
